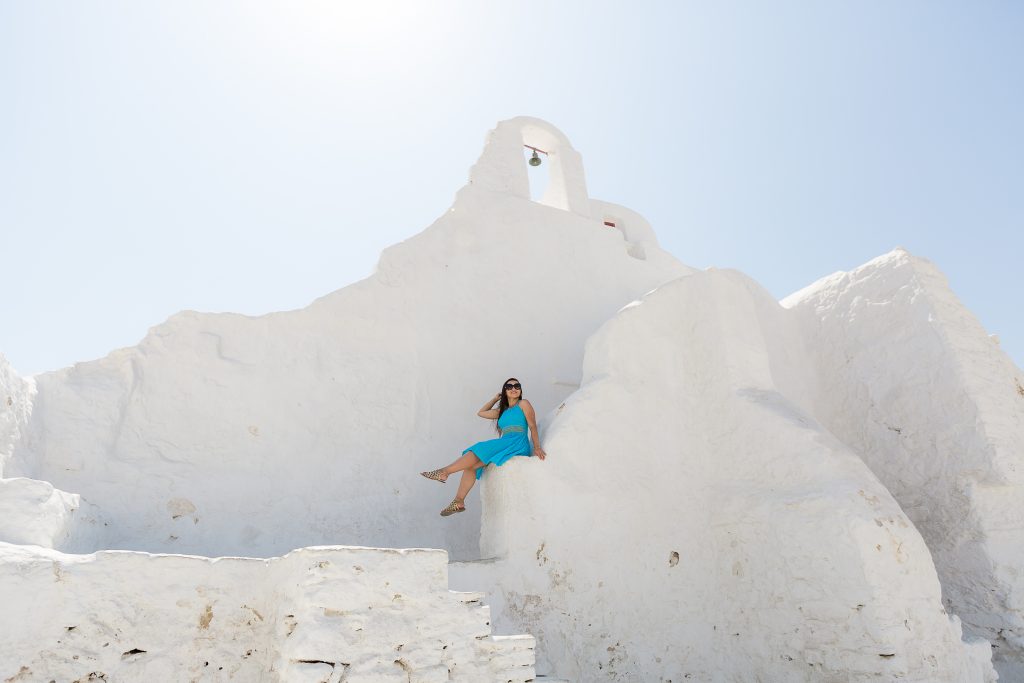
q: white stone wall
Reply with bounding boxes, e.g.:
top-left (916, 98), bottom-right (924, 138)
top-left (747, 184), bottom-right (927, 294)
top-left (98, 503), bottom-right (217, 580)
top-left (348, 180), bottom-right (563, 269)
top-left (456, 269), bottom-right (995, 682)
top-left (783, 249), bottom-right (1024, 679)
top-left (0, 543), bottom-right (536, 683)
top-left (7, 119), bottom-right (692, 561)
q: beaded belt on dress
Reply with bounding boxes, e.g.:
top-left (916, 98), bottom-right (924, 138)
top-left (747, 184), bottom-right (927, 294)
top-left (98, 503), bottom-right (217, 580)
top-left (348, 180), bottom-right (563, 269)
top-left (501, 426), bottom-right (526, 434)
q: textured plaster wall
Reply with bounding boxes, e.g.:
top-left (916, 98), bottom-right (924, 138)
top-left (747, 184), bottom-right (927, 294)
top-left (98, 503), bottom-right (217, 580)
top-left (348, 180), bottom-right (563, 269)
top-left (6, 118), bottom-right (691, 561)
top-left (0, 543), bottom-right (535, 683)
top-left (783, 249), bottom-right (1024, 680)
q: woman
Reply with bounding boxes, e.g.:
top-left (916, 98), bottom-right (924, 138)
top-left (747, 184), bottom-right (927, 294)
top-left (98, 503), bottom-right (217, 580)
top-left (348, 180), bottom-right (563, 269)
top-left (421, 377), bottom-right (546, 516)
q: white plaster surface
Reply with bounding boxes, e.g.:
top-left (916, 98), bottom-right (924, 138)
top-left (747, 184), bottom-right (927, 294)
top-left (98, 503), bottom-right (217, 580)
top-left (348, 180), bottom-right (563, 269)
top-left (783, 249), bottom-right (1024, 680)
top-left (0, 543), bottom-right (536, 682)
top-left (4, 118), bottom-right (690, 563)
top-left (455, 269), bottom-right (997, 682)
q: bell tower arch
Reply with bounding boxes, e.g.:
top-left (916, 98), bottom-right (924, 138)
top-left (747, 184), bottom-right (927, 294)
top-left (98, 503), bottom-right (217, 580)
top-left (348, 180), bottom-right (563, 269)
top-left (467, 117), bottom-right (590, 216)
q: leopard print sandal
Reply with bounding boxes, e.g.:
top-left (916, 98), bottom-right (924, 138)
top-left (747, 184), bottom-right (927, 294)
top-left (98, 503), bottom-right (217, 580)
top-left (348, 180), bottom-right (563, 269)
top-left (420, 469), bottom-right (448, 483)
top-left (439, 499), bottom-right (466, 517)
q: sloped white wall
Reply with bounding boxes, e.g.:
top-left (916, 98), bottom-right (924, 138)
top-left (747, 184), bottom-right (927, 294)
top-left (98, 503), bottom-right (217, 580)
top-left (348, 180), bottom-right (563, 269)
top-left (783, 248), bottom-right (1024, 680)
top-left (7, 119), bottom-right (692, 561)
top-left (456, 269), bottom-right (995, 682)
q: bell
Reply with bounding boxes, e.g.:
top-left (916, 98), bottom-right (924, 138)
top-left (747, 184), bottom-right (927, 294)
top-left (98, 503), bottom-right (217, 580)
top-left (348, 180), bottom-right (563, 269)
top-left (529, 150), bottom-right (542, 167)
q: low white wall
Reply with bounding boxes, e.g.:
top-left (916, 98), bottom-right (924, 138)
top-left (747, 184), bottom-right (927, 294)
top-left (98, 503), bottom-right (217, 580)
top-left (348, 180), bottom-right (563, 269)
top-left (0, 543), bottom-right (535, 683)
top-left (783, 249), bottom-right (1024, 679)
top-left (456, 269), bottom-right (995, 682)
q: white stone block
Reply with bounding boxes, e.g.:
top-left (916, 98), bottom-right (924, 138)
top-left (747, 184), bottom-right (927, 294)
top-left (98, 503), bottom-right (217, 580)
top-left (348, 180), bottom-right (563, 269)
top-left (785, 249), bottom-right (1023, 677)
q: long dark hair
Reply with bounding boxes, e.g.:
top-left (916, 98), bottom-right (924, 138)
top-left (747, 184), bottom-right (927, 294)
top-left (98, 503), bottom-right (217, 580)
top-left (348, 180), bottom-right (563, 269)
top-left (495, 377), bottom-right (522, 434)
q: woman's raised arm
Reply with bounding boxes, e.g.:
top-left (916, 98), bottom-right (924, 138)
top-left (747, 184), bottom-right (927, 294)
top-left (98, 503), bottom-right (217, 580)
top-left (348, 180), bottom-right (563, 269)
top-left (478, 393), bottom-right (502, 419)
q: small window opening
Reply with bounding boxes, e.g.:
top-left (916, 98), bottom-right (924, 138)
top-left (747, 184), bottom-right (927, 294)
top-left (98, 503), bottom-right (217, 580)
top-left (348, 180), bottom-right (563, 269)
top-left (603, 216), bottom-right (624, 233)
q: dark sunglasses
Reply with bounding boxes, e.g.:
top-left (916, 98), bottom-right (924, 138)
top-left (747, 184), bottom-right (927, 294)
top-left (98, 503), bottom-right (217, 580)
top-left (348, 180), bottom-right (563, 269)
top-left (504, 383), bottom-right (522, 390)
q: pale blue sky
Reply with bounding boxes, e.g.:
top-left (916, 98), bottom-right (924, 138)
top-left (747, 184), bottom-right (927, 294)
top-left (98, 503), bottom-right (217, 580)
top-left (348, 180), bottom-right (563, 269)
top-left (2, 2), bottom-right (1021, 375)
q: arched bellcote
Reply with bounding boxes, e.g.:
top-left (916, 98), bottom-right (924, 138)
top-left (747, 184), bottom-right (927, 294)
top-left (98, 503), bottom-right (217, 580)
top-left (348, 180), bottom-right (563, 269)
top-left (467, 117), bottom-right (590, 216)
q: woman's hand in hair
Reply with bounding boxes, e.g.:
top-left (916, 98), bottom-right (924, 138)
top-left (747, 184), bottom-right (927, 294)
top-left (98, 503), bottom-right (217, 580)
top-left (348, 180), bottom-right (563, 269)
top-left (478, 393), bottom-right (502, 419)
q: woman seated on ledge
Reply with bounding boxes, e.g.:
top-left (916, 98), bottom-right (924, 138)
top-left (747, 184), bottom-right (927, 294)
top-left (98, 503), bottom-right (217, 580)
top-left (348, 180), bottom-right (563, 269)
top-left (421, 377), bottom-right (546, 516)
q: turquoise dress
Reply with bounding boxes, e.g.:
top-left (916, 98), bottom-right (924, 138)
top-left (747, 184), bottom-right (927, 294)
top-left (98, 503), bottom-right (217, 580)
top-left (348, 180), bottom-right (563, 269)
top-left (464, 403), bottom-right (533, 479)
